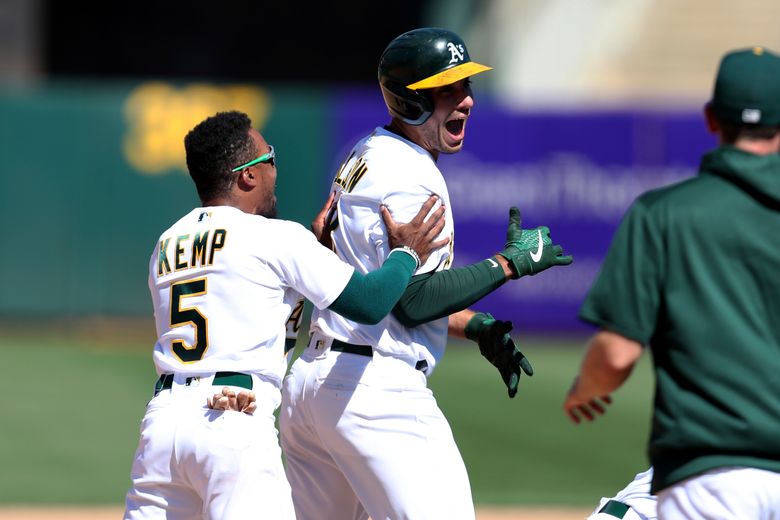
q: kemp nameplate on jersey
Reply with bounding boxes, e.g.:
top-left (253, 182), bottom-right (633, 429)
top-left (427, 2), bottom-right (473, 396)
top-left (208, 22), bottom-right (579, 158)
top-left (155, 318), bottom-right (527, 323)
top-left (157, 227), bottom-right (227, 276)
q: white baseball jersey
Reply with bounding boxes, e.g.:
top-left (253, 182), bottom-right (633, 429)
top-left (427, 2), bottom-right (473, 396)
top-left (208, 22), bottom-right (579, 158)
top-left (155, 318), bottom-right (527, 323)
top-left (280, 127), bottom-right (474, 520)
top-left (126, 206), bottom-right (354, 520)
top-left (311, 126), bottom-right (455, 372)
top-left (149, 206), bottom-right (353, 386)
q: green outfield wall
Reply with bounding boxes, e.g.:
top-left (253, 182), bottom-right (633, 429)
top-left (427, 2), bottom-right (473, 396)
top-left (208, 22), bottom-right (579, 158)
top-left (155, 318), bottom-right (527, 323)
top-left (0, 82), bottom-right (328, 315)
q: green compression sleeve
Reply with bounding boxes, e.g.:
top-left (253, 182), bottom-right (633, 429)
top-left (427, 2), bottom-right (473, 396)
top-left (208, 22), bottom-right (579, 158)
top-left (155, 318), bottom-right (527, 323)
top-left (328, 250), bottom-right (417, 324)
top-left (392, 258), bottom-right (507, 327)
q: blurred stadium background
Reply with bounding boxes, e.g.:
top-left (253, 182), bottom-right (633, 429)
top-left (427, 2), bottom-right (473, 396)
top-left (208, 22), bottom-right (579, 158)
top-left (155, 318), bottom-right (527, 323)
top-left (1, 0), bottom-right (778, 513)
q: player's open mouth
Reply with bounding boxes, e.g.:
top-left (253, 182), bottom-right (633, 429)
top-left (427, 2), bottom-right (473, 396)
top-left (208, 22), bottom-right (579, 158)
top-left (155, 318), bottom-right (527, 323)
top-left (445, 118), bottom-right (465, 137)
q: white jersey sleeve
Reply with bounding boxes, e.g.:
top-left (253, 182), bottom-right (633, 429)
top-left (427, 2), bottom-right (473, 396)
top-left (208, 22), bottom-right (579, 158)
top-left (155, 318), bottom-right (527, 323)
top-left (265, 219), bottom-right (355, 310)
top-left (149, 206), bottom-right (353, 386)
top-left (311, 127), bottom-right (454, 372)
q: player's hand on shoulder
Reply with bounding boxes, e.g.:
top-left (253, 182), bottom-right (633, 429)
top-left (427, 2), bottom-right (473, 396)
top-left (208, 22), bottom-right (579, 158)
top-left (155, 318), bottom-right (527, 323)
top-left (498, 206), bottom-right (573, 278)
top-left (207, 387), bottom-right (257, 415)
top-left (464, 312), bottom-right (533, 398)
top-left (381, 194), bottom-right (450, 266)
top-left (311, 190), bottom-right (337, 250)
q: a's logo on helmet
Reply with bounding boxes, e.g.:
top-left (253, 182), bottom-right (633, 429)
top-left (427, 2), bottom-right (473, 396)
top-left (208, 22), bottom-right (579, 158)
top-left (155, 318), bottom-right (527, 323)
top-left (742, 108), bottom-right (761, 123)
top-left (447, 42), bottom-right (465, 64)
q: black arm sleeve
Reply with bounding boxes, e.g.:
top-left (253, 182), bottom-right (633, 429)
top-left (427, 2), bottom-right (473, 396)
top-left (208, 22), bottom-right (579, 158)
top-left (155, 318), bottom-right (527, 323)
top-left (328, 250), bottom-right (417, 325)
top-left (392, 258), bottom-right (507, 327)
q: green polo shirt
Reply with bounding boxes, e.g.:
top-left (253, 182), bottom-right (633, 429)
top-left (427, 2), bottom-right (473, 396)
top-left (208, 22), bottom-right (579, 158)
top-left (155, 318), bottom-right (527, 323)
top-left (579, 145), bottom-right (780, 493)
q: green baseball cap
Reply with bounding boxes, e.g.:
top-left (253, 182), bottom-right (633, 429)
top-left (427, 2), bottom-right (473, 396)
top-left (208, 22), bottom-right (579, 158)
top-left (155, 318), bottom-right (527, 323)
top-left (711, 46), bottom-right (780, 126)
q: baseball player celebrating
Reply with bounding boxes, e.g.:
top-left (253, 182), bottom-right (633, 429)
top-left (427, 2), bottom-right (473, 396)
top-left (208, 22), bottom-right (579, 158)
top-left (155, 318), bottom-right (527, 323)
top-left (123, 110), bottom-right (448, 520)
top-left (276, 28), bottom-right (573, 520)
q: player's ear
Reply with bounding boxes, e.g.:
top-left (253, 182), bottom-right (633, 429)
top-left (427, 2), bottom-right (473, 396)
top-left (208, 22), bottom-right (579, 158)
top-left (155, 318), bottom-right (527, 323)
top-left (703, 102), bottom-right (719, 134)
top-left (236, 169), bottom-right (257, 189)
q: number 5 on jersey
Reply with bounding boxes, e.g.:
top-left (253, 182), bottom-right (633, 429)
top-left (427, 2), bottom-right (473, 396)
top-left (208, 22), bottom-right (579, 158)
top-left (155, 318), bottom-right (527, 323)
top-left (170, 278), bottom-right (208, 362)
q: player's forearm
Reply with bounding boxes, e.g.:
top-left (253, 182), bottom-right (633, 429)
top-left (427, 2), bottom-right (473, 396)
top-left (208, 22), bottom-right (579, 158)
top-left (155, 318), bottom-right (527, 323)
top-left (391, 257), bottom-right (508, 327)
top-left (328, 250), bottom-right (417, 324)
top-left (447, 309), bottom-right (476, 339)
top-left (571, 330), bottom-right (643, 398)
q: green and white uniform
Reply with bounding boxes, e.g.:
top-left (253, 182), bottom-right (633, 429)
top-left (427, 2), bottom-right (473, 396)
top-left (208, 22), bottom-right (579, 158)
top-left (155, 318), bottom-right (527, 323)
top-left (580, 146), bottom-right (780, 497)
top-left (279, 127), bottom-right (477, 520)
top-left (124, 205), bottom-right (419, 520)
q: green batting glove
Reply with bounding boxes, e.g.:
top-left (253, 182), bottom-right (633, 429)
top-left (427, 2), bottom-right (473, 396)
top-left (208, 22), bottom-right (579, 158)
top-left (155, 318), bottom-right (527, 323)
top-left (498, 207), bottom-right (573, 278)
top-left (504, 205), bottom-right (524, 243)
top-left (465, 312), bottom-right (533, 398)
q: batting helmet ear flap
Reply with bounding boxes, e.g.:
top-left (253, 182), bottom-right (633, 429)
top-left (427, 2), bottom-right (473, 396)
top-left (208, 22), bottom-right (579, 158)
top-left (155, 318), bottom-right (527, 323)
top-left (380, 79), bottom-right (433, 126)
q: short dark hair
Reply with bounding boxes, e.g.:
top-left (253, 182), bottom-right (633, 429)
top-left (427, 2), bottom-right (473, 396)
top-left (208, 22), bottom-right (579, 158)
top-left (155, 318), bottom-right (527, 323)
top-left (184, 111), bottom-right (256, 202)
top-left (718, 119), bottom-right (780, 144)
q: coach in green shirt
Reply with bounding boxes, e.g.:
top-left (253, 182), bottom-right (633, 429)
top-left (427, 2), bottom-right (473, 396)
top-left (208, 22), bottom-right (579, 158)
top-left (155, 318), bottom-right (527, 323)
top-left (564, 47), bottom-right (780, 519)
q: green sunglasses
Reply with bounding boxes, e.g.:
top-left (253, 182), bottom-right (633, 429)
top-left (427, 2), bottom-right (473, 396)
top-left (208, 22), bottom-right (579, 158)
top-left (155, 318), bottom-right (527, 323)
top-left (231, 145), bottom-right (276, 172)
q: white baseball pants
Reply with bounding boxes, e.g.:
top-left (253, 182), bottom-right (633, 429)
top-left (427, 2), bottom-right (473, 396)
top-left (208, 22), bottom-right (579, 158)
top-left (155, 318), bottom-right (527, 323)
top-left (657, 466), bottom-right (780, 519)
top-left (124, 373), bottom-right (294, 520)
top-left (280, 337), bottom-right (476, 520)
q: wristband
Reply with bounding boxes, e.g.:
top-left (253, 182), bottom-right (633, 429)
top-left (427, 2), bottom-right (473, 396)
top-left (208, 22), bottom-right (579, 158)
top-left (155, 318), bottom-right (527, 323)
top-left (390, 246), bottom-right (421, 270)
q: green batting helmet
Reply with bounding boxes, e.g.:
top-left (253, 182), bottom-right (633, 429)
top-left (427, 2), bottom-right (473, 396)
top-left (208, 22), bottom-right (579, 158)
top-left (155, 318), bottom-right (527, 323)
top-left (378, 27), bottom-right (492, 125)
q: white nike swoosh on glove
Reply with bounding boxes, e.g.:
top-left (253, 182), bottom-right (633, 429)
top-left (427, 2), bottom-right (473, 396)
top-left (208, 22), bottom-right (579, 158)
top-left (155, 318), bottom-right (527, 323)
top-left (487, 258), bottom-right (498, 268)
top-left (530, 229), bottom-right (544, 262)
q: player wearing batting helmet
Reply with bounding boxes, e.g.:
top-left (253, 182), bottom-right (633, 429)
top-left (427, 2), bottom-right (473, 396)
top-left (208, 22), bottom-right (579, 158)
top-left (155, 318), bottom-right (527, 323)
top-left (564, 47), bottom-right (780, 519)
top-left (277, 27), bottom-right (572, 520)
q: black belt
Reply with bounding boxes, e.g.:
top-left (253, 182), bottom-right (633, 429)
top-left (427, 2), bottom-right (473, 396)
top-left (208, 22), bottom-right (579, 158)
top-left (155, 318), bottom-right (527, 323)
top-left (285, 338), bottom-right (296, 354)
top-left (598, 500), bottom-right (630, 518)
top-left (330, 339), bottom-right (428, 372)
top-left (331, 339), bottom-right (372, 356)
top-left (154, 371), bottom-right (253, 395)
